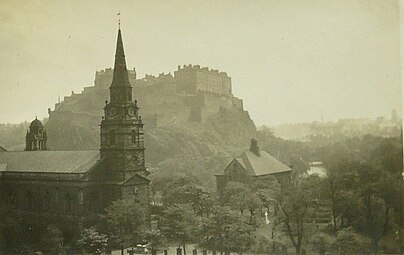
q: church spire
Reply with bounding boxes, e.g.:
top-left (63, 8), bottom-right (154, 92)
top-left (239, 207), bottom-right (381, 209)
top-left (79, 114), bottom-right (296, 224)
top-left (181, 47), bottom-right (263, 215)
top-left (111, 28), bottom-right (131, 88)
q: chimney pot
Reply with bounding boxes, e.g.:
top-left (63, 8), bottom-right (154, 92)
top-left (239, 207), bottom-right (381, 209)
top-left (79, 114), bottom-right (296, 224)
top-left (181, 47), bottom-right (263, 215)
top-left (250, 138), bottom-right (261, 157)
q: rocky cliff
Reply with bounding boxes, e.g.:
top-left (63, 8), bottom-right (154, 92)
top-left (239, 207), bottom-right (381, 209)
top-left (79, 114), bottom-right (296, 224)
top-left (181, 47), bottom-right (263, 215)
top-left (44, 66), bottom-right (257, 186)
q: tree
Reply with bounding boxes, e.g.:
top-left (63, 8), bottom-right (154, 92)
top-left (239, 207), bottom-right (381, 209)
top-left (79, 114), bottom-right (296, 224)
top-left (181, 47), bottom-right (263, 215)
top-left (40, 225), bottom-right (65, 254)
top-left (102, 196), bottom-right (148, 253)
top-left (321, 136), bottom-right (403, 254)
top-left (330, 228), bottom-right (371, 255)
top-left (355, 164), bottom-right (397, 254)
top-left (160, 204), bottom-right (199, 255)
top-left (222, 182), bottom-right (262, 223)
top-left (323, 155), bottom-right (362, 232)
top-left (275, 177), bottom-right (318, 255)
top-left (309, 232), bottom-right (334, 255)
top-left (76, 227), bottom-right (108, 255)
top-left (199, 206), bottom-right (255, 255)
top-left (163, 182), bottom-right (217, 216)
top-left (145, 229), bottom-right (165, 255)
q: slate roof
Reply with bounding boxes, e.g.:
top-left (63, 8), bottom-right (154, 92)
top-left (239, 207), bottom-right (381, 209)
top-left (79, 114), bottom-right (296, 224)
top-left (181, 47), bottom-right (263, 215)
top-left (0, 150), bottom-right (99, 174)
top-left (238, 150), bottom-right (292, 176)
top-left (235, 157), bottom-right (247, 170)
top-left (121, 174), bottom-right (151, 185)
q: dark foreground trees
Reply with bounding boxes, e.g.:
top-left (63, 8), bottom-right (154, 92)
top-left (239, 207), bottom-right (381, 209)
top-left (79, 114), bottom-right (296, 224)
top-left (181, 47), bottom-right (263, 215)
top-left (0, 134), bottom-right (400, 255)
top-left (160, 204), bottom-right (199, 255)
top-left (199, 206), bottom-right (255, 255)
top-left (76, 227), bottom-right (108, 254)
top-left (101, 197), bottom-right (149, 254)
top-left (321, 136), bottom-right (403, 254)
top-left (159, 177), bottom-right (259, 255)
top-left (275, 176), bottom-right (318, 255)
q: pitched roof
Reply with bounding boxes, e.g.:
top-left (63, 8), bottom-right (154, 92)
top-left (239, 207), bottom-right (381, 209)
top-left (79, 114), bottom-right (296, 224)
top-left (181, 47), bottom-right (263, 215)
top-left (121, 174), bottom-right (151, 185)
top-left (235, 157), bottom-right (247, 170)
top-left (0, 150), bottom-right (99, 174)
top-left (239, 150), bottom-right (291, 176)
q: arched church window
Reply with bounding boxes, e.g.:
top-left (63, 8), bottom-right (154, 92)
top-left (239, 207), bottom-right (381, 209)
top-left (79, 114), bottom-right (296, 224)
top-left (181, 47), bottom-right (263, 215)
top-left (110, 130), bottom-right (116, 145)
top-left (44, 191), bottom-right (51, 211)
top-left (25, 191), bottom-right (33, 210)
top-left (65, 193), bottom-right (73, 212)
top-left (89, 192), bottom-right (98, 212)
top-left (131, 130), bottom-right (136, 143)
top-left (6, 191), bottom-right (14, 207)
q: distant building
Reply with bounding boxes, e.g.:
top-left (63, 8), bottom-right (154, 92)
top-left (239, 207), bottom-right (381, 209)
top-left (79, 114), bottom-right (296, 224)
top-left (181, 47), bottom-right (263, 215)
top-left (47, 63), bottom-right (247, 130)
top-left (215, 138), bottom-right (292, 196)
top-left (174, 64), bottom-right (232, 96)
top-left (25, 117), bottom-right (48, 151)
top-left (0, 28), bottom-right (151, 216)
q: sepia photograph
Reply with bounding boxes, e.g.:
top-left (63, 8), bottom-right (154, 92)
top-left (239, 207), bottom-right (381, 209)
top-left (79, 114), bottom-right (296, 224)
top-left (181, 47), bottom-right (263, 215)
top-left (0, 1), bottom-right (403, 254)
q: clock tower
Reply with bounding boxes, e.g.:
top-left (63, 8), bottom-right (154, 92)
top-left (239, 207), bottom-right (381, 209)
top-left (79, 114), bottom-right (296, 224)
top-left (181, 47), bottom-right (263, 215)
top-left (100, 28), bottom-right (148, 181)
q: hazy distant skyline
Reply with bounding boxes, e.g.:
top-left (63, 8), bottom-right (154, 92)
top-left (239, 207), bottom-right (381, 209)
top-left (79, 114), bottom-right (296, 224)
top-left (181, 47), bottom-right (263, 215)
top-left (0, 0), bottom-right (401, 126)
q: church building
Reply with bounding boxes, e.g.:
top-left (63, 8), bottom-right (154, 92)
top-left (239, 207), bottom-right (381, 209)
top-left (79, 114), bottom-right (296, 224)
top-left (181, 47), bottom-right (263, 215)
top-left (215, 138), bottom-right (292, 196)
top-left (0, 28), bottom-right (151, 215)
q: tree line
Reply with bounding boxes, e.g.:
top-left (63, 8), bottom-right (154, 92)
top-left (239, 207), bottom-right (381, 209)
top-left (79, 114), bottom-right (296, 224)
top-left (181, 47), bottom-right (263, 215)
top-left (0, 133), bottom-right (402, 255)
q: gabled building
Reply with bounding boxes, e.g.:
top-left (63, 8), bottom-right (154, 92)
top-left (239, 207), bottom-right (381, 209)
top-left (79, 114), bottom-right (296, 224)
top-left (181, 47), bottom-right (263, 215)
top-left (0, 28), bottom-right (151, 216)
top-left (215, 138), bottom-right (292, 195)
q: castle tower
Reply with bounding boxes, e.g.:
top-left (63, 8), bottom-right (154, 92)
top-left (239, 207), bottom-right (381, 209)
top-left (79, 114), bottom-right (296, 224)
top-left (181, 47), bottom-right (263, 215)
top-left (100, 28), bottom-right (147, 181)
top-left (26, 117), bottom-right (48, 151)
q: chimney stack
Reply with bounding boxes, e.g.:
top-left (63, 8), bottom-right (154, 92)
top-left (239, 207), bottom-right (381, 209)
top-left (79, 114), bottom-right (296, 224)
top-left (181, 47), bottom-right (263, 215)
top-left (250, 138), bottom-right (261, 157)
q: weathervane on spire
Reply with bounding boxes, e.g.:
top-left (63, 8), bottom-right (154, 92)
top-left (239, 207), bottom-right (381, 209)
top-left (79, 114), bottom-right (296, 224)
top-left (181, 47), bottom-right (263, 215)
top-left (117, 11), bottom-right (121, 29)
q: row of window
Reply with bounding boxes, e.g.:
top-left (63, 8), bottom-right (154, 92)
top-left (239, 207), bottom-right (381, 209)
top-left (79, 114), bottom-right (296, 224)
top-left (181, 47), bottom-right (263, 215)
top-left (108, 130), bottom-right (144, 145)
top-left (3, 190), bottom-right (77, 213)
top-left (2, 189), bottom-right (120, 214)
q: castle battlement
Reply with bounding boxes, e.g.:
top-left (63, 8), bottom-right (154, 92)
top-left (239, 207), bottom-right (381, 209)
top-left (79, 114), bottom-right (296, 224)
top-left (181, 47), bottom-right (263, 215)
top-left (95, 67), bottom-right (137, 89)
top-left (177, 64), bottom-right (229, 78)
top-left (174, 64), bottom-right (232, 96)
top-left (49, 64), bottom-right (243, 124)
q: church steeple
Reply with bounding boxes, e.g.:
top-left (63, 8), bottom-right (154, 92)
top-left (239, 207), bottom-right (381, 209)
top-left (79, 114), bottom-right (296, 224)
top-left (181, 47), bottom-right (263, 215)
top-left (111, 29), bottom-right (130, 88)
top-left (109, 28), bottom-right (133, 103)
top-left (100, 28), bottom-right (147, 181)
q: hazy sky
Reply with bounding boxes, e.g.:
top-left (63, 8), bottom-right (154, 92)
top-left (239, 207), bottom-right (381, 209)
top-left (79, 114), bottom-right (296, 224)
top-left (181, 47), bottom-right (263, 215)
top-left (0, 0), bottom-right (401, 125)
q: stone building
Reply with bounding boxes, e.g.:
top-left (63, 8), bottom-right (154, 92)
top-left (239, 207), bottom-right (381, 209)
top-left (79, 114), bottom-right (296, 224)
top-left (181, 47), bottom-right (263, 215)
top-left (174, 64), bottom-right (232, 96)
top-left (215, 139), bottom-right (292, 196)
top-left (47, 62), bottom-right (247, 131)
top-left (25, 117), bottom-right (48, 151)
top-left (0, 28), bottom-right (151, 216)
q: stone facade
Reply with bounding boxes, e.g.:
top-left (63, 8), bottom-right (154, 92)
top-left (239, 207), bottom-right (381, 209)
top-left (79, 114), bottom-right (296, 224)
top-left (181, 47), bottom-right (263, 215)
top-left (25, 117), bottom-right (48, 151)
top-left (174, 64), bottom-right (231, 96)
top-left (0, 28), bottom-right (151, 217)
